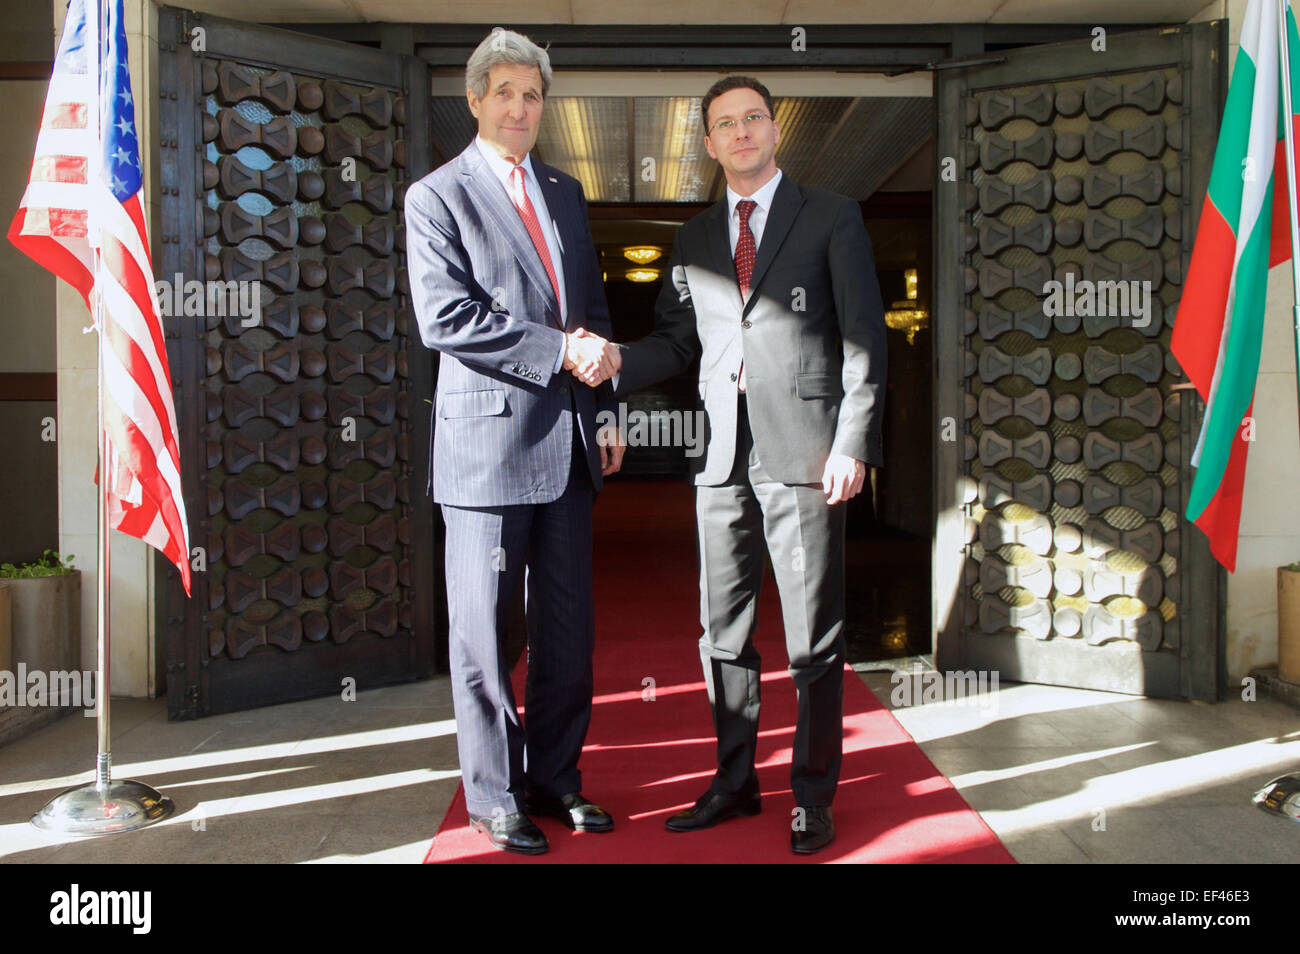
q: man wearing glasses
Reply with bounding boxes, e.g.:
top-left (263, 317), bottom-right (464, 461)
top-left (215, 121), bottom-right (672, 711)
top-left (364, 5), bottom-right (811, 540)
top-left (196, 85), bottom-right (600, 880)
top-left (578, 75), bottom-right (887, 853)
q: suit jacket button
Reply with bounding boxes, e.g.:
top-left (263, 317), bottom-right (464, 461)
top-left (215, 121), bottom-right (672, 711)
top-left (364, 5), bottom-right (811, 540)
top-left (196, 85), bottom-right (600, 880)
top-left (741, 320), bottom-right (752, 329)
top-left (729, 372), bottom-right (738, 381)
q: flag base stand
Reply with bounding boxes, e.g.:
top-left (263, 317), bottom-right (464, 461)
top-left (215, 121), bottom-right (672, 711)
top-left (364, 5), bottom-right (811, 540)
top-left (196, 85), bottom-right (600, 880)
top-left (31, 778), bottom-right (174, 836)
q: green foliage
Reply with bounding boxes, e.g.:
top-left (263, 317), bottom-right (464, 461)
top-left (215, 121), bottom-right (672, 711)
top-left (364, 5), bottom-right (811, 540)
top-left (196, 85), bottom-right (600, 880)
top-left (0, 549), bottom-right (77, 578)
top-left (1287, 562), bottom-right (1300, 572)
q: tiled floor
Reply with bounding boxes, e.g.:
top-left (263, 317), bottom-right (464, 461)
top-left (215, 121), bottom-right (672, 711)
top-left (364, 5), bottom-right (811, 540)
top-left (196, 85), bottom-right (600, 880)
top-left (857, 668), bottom-right (1300, 864)
top-left (0, 680), bottom-right (460, 863)
top-left (1, 671), bottom-right (1297, 863)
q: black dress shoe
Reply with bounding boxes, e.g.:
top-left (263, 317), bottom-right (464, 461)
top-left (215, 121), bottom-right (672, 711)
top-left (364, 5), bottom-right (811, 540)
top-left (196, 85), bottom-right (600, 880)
top-left (791, 805), bottom-right (834, 854)
top-left (524, 791), bottom-right (615, 832)
top-left (665, 788), bottom-right (761, 832)
top-left (467, 811), bottom-right (548, 855)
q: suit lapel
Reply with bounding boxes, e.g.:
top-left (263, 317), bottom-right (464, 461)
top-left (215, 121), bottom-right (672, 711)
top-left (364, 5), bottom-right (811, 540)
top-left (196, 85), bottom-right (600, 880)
top-left (458, 145), bottom-right (561, 321)
top-left (742, 173), bottom-right (803, 317)
top-left (532, 160), bottom-right (578, 330)
top-left (704, 199), bottom-right (737, 296)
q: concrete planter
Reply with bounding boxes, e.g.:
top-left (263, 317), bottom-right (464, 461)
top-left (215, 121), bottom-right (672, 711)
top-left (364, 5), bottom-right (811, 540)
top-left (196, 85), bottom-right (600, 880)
top-left (1280, 566), bottom-right (1300, 686)
top-left (0, 571), bottom-right (82, 748)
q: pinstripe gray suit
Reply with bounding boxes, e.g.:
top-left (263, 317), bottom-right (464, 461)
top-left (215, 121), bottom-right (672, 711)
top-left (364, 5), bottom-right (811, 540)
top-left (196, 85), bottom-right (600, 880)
top-left (405, 140), bottom-right (615, 817)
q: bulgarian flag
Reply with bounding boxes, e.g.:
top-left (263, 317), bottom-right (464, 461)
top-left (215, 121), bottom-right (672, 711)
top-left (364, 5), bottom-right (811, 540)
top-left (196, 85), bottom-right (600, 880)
top-left (1174, 0), bottom-right (1300, 572)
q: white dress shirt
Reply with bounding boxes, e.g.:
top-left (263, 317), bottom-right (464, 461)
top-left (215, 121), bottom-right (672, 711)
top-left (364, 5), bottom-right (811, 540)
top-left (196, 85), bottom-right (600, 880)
top-left (725, 168), bottom-right (783, 256)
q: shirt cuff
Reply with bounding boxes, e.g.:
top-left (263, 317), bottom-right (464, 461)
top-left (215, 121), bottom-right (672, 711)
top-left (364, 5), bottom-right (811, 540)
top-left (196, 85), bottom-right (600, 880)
top-left (553, 335), bottom-right (566, 374)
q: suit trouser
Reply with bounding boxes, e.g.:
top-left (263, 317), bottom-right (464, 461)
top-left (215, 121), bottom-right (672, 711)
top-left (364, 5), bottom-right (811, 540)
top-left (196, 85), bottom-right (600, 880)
top-left (441, 433), bottom-right (595, 817)
top-left (695, 393), bottom-right (846, 807)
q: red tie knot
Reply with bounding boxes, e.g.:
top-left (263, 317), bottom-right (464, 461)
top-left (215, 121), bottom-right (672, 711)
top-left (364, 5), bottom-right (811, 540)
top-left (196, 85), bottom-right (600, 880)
top-left (737, 199), bottom-right (757, 225)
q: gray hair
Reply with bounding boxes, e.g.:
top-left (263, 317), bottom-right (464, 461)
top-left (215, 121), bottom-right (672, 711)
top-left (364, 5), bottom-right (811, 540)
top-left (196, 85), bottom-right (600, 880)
top-left (466, 28), bottom-right (552, 100)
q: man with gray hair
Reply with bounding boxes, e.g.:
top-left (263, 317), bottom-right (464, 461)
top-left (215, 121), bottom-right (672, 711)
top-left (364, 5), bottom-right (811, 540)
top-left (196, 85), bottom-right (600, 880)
top-left (405, 27), bottom-right (623, 855)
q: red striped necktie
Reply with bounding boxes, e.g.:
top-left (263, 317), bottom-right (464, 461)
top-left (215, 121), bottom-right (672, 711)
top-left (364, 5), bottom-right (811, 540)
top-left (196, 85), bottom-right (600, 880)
top-left (734, 199), bottom-right (757, 392)
top-left (509, 165), bottom-right (563, 318)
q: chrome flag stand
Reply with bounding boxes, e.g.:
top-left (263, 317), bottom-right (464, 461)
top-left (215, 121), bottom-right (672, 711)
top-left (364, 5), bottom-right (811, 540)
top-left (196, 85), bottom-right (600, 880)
top-left (30, 0), bottom-right (173, 836)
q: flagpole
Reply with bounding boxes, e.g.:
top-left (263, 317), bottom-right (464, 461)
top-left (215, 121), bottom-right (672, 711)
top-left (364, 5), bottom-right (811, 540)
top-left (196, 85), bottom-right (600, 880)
top-left (82, 0), bottom-right (111, 800)
top-left (94, 193), bottom-right (110, 799)
top-left (31, 0), bottom-right (172, 836)
top-left (1280, 0), bottom-right (1300, 441)
top-left (1261, 0), bottom-right (1300, 819)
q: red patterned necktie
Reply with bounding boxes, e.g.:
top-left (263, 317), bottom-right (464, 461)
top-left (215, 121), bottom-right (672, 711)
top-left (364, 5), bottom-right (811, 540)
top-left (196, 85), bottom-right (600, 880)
top-left (509, 165), bottom-right (562, 319)
top-left (734, 199), bottom-right (757, 298)
top-left (734, 199), bottom-right (757, 392)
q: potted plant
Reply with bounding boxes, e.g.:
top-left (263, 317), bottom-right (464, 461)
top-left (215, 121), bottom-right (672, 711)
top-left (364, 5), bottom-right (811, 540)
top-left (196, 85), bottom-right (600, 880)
top-left (0, 551), bottom-right (81, 746)
top-left (1280, 561), bottom-right (1300, 686)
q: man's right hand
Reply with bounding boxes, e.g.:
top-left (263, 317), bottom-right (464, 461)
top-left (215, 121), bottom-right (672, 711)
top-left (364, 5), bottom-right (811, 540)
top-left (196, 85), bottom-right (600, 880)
top-left (565, 327), bottom-right (621, 386)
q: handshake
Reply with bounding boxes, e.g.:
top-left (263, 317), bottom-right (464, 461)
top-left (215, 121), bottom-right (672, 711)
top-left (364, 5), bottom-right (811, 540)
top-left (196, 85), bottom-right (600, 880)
top-left (562, 328), bottom-right (621, 386)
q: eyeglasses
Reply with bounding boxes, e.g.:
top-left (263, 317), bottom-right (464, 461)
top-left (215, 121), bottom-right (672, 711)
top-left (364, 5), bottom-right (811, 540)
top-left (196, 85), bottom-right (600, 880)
top-left (708, 111), bottom-right (771, 136)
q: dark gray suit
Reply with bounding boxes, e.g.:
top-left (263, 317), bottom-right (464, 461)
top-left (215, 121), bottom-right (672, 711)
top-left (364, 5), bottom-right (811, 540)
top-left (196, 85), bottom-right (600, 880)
top-left (405, 141), bottom-right (614, 817)
top-left (616, 173), bottom-right (886, 806)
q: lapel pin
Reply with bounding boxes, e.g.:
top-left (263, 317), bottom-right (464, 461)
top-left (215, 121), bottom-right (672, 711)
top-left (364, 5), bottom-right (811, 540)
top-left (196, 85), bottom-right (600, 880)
top-left (548, 176), bottom-right (558, 183)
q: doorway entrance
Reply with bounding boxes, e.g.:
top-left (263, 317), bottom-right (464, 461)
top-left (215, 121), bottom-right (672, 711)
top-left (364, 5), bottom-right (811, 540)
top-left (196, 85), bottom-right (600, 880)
top-left (154, 9), bottom-right (1224, 716)
top-left (424, 88), bottom-right (939, 667)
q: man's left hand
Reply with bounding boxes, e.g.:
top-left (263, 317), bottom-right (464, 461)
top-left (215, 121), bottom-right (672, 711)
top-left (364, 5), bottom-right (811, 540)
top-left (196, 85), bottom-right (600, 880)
top-left (821, 453), bottom-right (866, 505)
top-left (599, 424), bottom-right (626, 476)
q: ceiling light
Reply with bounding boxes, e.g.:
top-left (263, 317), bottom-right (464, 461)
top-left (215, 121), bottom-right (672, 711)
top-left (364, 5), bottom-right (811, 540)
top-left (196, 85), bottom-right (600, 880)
top-left (623, 246), bottom-right (662, 265)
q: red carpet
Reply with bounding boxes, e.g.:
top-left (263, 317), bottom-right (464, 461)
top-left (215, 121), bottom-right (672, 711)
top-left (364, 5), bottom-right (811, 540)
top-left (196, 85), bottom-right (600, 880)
top-left (424, 481), bottom-right (1015, 863)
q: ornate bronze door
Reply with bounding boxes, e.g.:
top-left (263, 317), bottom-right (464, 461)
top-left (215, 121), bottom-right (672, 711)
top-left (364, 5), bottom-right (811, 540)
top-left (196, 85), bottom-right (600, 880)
top-left (934, 22), bottom-right (1226, 698)
top-left (156, 8), bottom-right (439, 717)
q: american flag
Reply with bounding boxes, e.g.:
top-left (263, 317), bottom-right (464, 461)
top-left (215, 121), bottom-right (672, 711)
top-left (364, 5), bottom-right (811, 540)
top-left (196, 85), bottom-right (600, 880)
top-left (8, 0), bottom-right (192, 596)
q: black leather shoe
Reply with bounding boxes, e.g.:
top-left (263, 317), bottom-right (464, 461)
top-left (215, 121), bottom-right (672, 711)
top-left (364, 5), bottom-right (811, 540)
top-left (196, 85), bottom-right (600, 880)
top-left (665, 788), bottom-right (761, 832)
top-left (525, 791), bottom-right (615, 832)
top-left (791, 805), bottom-right (834, 854)
top-left (467, 811), bottom-right (548, 854)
